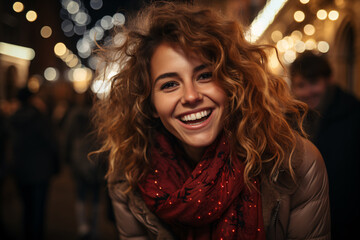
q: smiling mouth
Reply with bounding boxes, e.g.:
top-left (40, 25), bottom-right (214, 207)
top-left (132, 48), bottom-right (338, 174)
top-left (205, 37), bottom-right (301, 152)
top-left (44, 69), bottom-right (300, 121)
top-left (179, 109), bottom-right (212, 125)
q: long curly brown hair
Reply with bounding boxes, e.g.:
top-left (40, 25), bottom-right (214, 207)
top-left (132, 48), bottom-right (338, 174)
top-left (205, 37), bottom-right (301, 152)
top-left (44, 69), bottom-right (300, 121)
top-left (93, 1), bottom-right (307, 189)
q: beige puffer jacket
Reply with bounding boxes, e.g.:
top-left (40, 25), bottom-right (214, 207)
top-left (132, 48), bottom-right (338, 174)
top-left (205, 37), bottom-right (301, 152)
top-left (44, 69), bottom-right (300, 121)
top-left (108, 137), bottom-right (331, 240)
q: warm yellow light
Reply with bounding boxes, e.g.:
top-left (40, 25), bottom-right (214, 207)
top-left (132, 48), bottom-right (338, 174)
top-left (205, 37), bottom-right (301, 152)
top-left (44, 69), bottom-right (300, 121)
top-left (54, 42), bottom-right (67, 56)
top-left (328, 10), bottom-right (339, 21)
top-left (318, 41), bottom-right (330, 53)
top-left (67, 57), bottom-right (79, 68)
top-left (284, 36), bottom-right (294, 49)
top-left (276, 39), bottom-right (289, 52)
top-left (317, 9), bottom-right (327, 20)
top-left (283, 50), bottom-right (296, 64)
top-left (271, 30), bottom-right (283, 43)
top-left (0, 42), bottom-right (35, 60)
top-left (26, 10), bottom-right (37, 22)
top-left (245, 0), bottom-right (289, 42)
top-left (28, 76), bottom-right (41, 93)
top-left (291, 30), bottom-right (303, 41)
top-left (40, 26), bottom-right (52, 38)
top-left (304, 24), bottom-right (315, 36)
top-left (72, 67), bottom-right (93, 93)
top-left (65, 53), bottom-right (75, 63)
top-left (305, 39), bottom-right (317, 50)
top-left (300, 0), bottom-right (310, 4)
top-left (269, 52), bottom-right (280, 69)
top-left (13, 2), bottom-right (24, 13)
top-left (295, 41), bottom-right (306, 53)
top-left (294, 11), bottom-right (305, 22)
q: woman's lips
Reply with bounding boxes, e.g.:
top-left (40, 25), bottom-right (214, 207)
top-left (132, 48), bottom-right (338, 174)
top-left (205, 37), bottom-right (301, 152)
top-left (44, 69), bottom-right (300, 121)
top-left (179, 109), bottom-right (212, 123)
top-left (177, 109), bottom-right (213, 128)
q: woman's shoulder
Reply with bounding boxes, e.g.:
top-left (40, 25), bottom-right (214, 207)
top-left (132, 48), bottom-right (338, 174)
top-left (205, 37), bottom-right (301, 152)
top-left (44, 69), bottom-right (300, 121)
top-left (291, 135), bottom-right (329, 207)
top-left (293, 135), bottom-right (326, 178)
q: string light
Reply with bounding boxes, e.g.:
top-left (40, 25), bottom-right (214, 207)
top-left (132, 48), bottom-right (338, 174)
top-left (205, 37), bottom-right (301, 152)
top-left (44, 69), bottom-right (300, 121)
top-left (318, 41), bottom-right (330, 53)
top-left (26, 10), bottom-right (37, 22)
top-left (304, 24), bottom-right (315, 36)
top-left (328, 10), bottom-right (339, 21)
top-left (13, 2), bottom-right (24, 13)
top-left (294, 11), bottom-right (305, 22)
top-left (317, 9), bottom-right (327, 20)
top-left (54, 42), bottom-right (67, 56)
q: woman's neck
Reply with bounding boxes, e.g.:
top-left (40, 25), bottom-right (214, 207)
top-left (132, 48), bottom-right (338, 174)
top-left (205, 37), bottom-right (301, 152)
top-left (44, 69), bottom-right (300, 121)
top-left (182, 144), bottom-right (206, 164)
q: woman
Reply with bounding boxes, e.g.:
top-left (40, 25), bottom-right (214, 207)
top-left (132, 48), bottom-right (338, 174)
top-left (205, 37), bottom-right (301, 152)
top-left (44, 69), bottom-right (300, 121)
top-left (94, 2), bottom-right (330, 239)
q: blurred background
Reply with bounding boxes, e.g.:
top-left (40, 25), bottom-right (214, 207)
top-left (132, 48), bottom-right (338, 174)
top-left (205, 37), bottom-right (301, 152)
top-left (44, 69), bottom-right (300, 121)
top-left (0, 0), bottom-right (359, 240)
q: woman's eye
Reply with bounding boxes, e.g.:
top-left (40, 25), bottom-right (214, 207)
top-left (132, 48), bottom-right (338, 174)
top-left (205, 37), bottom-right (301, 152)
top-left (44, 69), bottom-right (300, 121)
top-left (198, 72), bottom-right (213, 81)
top-left (160, 81), bottom-right (179, 90)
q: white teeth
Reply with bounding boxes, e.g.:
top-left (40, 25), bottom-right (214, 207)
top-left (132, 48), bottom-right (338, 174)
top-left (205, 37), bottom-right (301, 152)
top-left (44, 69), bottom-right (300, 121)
top-left (180, 110), bottom-right (211, 122)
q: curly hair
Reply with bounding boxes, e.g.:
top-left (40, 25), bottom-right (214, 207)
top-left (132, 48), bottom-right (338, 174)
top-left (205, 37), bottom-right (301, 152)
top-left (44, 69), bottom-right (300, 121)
top-left (93, 1), bottom-right (307, 189)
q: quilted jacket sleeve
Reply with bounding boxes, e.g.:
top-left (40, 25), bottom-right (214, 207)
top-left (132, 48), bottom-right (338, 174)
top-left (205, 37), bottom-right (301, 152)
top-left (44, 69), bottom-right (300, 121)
top-left (108, 182), bottom-right (150, 240)
top-left (287, 139), bottom-right (331, 240)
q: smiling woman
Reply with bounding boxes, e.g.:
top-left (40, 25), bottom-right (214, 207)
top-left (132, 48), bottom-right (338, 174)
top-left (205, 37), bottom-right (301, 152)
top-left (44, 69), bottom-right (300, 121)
top-left (150, 43), bottom-right (227, 161)
top-left (93, 2), bottom-right (331, 240)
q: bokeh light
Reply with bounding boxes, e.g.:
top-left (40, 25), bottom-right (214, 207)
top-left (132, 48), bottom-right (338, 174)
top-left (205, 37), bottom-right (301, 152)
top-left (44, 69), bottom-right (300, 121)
top-left (44, 67), bottom-right (59, 81)
top-left (101, 15), bottom-right (113, 30)
top-left (28, 75), bottom-right (42, 93)
top-left (318, 41), bottom-right (330, 53)
top-left (271, 30), bottom-right (283, 43)
top-left (294, 11), bottom-right (305, 22)
top-left (291, 30), bottom-right (303, 41)
top-left (67, 57), bottom-right (79, 68)
top-left (90, 0), bottom-right (103, 10)
top-left (305, 39), bottom-right (317, 50)
top-left (328, 10), bottom-right (339, 21)
top-left (317, 9), bottom-right (327, 20)
top-left (67, 1), bottom-right (80, 14)
top-left (113, 13), bottom-right (126, 26)
top-left (54, 42), bottom-right (67, 56)
top-left (304, 24), bottom-right (315, 36)
top-left (283, 50), bottom-right (296, 64)
top-left (26, 10), bottom-right (37, 22)
top-left (295, 41), bottom-right (306, 53)
top-left (13, 2), bottom-right (24, 13)
top-left (40, 26), bottom-right (52, 38)
top-left (72, 67), bottom-right (93, 93)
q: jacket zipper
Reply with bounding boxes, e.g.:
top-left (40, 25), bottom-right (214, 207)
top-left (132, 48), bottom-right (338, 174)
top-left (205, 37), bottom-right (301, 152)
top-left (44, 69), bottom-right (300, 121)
top-left (271, 200), bottom-right (281, 239)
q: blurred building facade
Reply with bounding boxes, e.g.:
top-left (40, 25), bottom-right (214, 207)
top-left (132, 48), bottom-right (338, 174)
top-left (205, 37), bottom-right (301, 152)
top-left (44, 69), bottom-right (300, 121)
top-left (1, 0), bottom-right (359, 102)
top-left (252, 0), bottom-right (360, 98)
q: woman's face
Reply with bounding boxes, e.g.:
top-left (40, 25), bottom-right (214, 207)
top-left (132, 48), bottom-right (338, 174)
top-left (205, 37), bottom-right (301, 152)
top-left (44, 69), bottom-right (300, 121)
top-left (150, 43), bottom-right (227, 158)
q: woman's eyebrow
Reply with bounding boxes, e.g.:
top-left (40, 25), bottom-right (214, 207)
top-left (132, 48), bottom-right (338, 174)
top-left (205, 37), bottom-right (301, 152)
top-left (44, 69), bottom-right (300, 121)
top-left (193, 64), bottom-right (207, 73)
top-left (154, 64), bottom-right (208, 83)
top-left (154, 72), bottom-right (179, 83)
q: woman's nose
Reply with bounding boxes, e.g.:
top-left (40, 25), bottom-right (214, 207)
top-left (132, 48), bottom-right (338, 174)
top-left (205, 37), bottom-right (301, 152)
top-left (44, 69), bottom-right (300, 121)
top-left (181, 82), bottom-right (203, 105)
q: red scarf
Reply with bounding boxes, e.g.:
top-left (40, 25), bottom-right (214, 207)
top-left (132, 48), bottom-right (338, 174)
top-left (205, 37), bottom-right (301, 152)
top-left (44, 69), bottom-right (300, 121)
top-left (138, 133), bottom-right (265, 240)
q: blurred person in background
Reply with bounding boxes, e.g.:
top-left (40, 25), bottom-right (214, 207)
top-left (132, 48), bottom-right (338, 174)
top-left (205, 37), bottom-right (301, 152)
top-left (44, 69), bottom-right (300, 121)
top-left (8, 86), bottom-right (59, 240)
top-left (94, 2), bottom-right (330, 239)
top-left (290, 51), bottom-right (360, 239)
top-left (64, 90), bottom-right (105, 240)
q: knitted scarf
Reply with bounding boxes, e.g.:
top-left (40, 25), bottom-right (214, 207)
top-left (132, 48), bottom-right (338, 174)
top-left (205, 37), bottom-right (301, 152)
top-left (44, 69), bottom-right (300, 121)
top-left (138, 133), bottom-right (265, 240)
